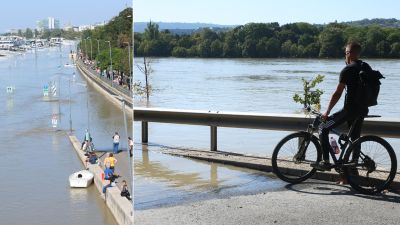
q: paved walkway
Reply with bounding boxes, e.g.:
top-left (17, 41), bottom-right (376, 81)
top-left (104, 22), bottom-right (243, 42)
top-left (135, 179), bottom-right (400, 225)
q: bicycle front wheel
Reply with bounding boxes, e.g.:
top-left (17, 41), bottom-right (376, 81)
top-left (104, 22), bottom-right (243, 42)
top-left (272, 131), bottom-right (322, 184)
top-left (344, 135), bottom-right (397, 195)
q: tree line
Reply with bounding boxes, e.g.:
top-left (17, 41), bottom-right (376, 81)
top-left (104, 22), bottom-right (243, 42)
top-left (80, 7), bottom-right (132, 76)
top-left (135, 22), bottom-right (400, 58)
top-left (3, 28), bottom-right (81, 40)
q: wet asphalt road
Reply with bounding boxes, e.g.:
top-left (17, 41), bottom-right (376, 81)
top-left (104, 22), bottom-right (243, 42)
top-left (135, 180), bottom-right (400, 225)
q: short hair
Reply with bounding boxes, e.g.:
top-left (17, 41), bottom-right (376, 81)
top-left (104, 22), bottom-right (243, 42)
top-left (346, 42), bottom-right (362, 55)
top-left (109, 153), bottom-right (113, 157)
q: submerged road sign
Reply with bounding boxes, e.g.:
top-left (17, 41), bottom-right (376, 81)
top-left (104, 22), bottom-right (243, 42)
top-left (6, 86), bottom-right (14, 94)
top-left (52, 114), bottom-right (58, 128)
top-left (43, 85), bottom-right (49, 96)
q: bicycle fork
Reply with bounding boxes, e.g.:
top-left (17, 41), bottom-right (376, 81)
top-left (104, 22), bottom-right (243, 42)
top-left (293, 133), bottom-right (312, 163)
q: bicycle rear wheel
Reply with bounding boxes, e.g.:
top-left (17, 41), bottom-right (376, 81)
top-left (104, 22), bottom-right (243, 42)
top-left (344, 135), bottom-right (397, 195)
top-left (272, 131), bottom-right (322, 183)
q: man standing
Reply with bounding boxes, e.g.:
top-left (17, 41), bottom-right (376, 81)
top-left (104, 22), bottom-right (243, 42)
top-left (112, 132), bottom-right (120, 154)
top-left (311, 42), bottom-right (370, 171)
top-left (128, 136), bottom-right (133, 157)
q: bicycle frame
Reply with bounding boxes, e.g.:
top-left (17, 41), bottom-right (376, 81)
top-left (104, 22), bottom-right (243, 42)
top-left (305, 112), bottom-right (361, 168)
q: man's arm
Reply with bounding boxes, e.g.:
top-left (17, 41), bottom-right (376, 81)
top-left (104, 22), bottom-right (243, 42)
top-left (322, 83), bottom-right (345, 120)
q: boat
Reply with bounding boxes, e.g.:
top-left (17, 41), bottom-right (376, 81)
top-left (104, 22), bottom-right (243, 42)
top-left (69, 170), bottom-right (94, 188)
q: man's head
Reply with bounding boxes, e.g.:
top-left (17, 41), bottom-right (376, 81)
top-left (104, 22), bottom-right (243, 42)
top-left (345, 42), bottom-right (361, 64)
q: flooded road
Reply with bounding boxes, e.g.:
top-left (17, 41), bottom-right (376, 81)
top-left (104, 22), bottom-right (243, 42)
top-left (134, 144), bottom-right (285, 210)
top-left (0, 47), bottom-right (119, 225)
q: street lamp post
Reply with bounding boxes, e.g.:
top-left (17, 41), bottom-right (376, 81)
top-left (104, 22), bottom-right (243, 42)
top-left (123, 42), bottom-right (132, 90)
top-left (105, 41), bottom-right (113, 87)
top-left (84, 39), bottom-right (88, 60)
top-left (87, 37), bottom-right (93, 60)
top-left (69, 79), bottom-right (72, 133)
top-left (131, 9), bottom-right (135, 217)
top-left (96, 39), bottom-right (100, 56)
top-left (115, 96), bottom-right (133, 200)
top-left (76, 82), bottom-right (90, 132)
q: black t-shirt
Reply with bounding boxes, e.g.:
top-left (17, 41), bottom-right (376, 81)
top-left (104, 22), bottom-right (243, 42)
top-left (339, 60), bottom-right (371, 114)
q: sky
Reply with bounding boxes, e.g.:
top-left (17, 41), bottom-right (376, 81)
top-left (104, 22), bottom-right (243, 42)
top-left (134, 0), bottom-right (400, 25)
top-left (0, 0), bottom-right (131, 33)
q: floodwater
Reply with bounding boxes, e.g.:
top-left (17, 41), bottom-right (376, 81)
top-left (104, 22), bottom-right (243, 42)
top-left (133, 57), bottom-right (400, 156)
top-left (133, 57), bottom-right (400, 210)
top-left (0, 46), bottom-right (121, 225)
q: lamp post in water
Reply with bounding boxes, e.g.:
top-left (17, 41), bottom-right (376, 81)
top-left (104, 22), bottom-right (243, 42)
top-left (114, 95), bottom-right (133, 200)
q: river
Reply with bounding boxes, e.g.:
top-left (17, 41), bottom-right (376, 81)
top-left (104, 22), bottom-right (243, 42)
top-left (133, 58), bottom-right (400, 155)
top-left (0, 46), bottom-right (118, 225)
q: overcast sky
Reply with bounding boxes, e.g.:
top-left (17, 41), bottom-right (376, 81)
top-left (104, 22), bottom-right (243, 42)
top-left (0, 0), bottom-right (130, 33)
top-left (134, 0), bottom-right (400, 25)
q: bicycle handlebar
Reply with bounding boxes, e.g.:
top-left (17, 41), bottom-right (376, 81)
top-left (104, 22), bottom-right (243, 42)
top-left (305, 106), bottom-right (322, 116)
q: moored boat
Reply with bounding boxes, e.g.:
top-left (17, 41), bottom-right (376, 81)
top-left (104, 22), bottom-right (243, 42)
top-left (69, 170), bottom-right (94, 188)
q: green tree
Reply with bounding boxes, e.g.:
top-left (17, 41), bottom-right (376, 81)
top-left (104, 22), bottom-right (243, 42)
top-left (172, 47), bottom-right (188, 57)
top-left (144, 21), bottom-right (160, 40)
top-left (319, 27), bottom-right (345, 57)
top-left (293, 75), bottom-right (325, 110)
top-left (210, 40), bottom-right (223, 57)
top-left (390, 42), bottom-right (400, 57)
top-left (25, 28), bottom-right (33, 39)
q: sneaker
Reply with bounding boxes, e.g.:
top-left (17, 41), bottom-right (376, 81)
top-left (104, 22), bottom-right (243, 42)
top-left (310, 161), bottom-right (332, 171)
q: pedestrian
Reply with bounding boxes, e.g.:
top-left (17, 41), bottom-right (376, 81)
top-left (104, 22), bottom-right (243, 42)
top-left (102, 167), bottom-right (114, 194)
top-left (112, 132), bottom-right (120, 154)
top-left (128, 137), bottom-right (133, 157)
top-left (81, 129), bottom-right (91, 150)
top-left (120, 180), bottom-right (131, 200)
top-left (104, 152), bottom-right (117, 172)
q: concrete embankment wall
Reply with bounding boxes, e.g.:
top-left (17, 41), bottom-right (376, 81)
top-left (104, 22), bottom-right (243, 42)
top-left (69, 135), bottom-right (133, 225)
top-left (76, 62), bottom-right (133, 115)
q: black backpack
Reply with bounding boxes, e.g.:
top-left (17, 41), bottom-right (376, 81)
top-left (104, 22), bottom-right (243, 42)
top-left (357, 62), bottom-right (385, 107)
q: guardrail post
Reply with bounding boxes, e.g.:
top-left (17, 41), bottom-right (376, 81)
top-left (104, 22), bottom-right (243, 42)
top-left (211, 126), bottom-right (217, 151)
top-left (142, 121), bottom-right (148, 143)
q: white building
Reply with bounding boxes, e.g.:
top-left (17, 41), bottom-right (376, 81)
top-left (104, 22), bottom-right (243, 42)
top-left (36, 17), bottom-right (60, 31)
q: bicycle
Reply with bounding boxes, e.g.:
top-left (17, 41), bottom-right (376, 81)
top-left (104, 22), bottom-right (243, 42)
top-left (271, 107), bottom-right (397, 195)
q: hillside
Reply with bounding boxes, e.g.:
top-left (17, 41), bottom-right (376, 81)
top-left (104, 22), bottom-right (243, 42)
top-left (342, 18), bottom-right (400, 28)
top-left (134, 22), bottom-right (236, 33)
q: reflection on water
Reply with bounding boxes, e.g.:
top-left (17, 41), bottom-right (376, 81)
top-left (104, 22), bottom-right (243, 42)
top-left (135, 144), bottom-right (285, 210)
top-left (6, 95), bottom-right (14, 111)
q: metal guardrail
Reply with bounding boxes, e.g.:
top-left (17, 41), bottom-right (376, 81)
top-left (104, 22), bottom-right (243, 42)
top-left (134, 107), bottom-right (400, 151)
top-left (76, 60), bottom-right (400, 151)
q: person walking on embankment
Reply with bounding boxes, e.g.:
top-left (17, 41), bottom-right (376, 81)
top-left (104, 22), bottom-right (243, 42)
top-left (112, 132), bottom-right (120, 154)
top-left (128, 137), bottom-right (133, 157)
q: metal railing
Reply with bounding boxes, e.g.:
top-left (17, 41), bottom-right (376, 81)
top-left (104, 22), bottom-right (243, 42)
top-left (134, 107), bottom-right (400, 151)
